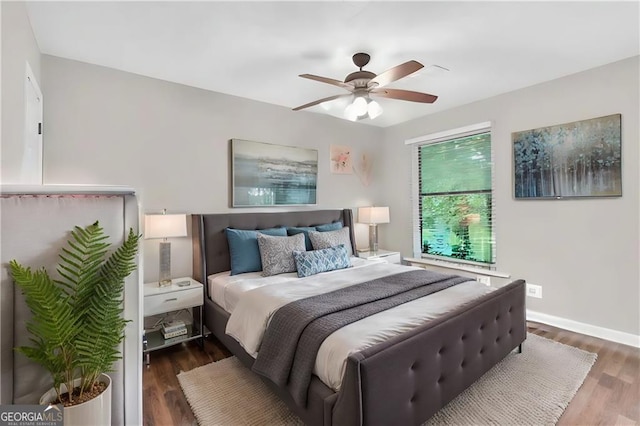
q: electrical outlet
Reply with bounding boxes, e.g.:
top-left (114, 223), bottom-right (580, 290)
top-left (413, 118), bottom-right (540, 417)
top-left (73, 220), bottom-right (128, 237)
top-left (526, 283), bottom-right (542, 299)
top-left (477, 276), bottom-right (491, 286)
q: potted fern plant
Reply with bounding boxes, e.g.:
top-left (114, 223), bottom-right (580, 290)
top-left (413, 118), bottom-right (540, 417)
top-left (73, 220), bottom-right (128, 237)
top-left (9, 221), bottom-right (140, 426)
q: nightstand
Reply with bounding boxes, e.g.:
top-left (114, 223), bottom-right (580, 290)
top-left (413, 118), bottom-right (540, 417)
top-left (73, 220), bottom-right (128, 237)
top-left (357, 249), bottom-right (402, 264)
top-left (142, 277), bottom-right (210, 365)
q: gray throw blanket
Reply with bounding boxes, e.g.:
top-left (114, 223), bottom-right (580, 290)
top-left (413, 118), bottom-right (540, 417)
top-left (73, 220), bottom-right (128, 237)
top-left (252, 269), bottom-right (471, 406)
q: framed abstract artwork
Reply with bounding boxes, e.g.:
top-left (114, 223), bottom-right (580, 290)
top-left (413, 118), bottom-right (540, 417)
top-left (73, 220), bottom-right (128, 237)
top-left (512, 114), bottom-right (622, 199)
top-left (230, 139), bottom-right (318, 206)
top-left (330, 145), bottom-right (353, 174)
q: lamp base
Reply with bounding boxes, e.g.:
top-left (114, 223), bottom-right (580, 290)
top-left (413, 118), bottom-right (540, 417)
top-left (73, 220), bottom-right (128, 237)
top-left (158, 241), bottom-right (172, 287)
top-left (158, 279), bottom-right (172, 287)
top-left (368, 224), bottom-right (379, 254)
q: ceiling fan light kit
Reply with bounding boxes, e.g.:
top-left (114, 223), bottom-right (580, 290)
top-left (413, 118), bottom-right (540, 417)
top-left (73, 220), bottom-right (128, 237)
top-left (344, 96), bottom-right (383, 122)
top-left (294, 52), bottom-right (438, 121)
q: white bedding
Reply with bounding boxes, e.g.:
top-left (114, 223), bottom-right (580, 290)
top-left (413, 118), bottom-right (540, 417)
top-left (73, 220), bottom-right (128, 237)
top-left (217, 259), bottom-right (494, 391)
top-left (207, 257), bottom-right (382, 312)
top-left (208, 270), bottom-right (298, 312)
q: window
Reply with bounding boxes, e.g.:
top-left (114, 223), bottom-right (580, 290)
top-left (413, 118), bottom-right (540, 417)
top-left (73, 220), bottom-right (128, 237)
top-left (410, 123), bottom-right (494, 265)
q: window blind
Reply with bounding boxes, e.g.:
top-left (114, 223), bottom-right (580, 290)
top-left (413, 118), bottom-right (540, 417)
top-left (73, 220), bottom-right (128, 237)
top-left (409, 123), bottom-right (495, 266)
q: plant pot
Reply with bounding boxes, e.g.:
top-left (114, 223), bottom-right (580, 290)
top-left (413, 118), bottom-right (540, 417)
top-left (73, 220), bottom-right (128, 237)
top-left (39, 374), bottom-right (111, 426)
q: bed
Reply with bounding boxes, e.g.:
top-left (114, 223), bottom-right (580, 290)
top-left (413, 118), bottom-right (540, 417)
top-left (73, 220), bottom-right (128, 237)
top-left (192, 209), bottom-right (526, 426)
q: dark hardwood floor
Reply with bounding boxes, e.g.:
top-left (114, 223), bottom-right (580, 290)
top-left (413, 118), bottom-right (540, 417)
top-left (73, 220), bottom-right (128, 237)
top-left (143, 337), bottom-right (231, 426)
top-left (143, 322), bottom-right (639, 425)
top-left (529, 323), bottom-right (639, 426)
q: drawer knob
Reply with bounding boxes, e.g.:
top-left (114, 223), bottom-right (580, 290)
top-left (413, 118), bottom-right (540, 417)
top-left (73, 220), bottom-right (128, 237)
top-left (164, 298), bottom-right (178, 302)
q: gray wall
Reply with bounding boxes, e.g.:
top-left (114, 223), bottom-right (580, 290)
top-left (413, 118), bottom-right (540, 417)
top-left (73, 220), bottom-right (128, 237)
top-left (12, 34), bottom-right (638, 337)
top-left (1, 1), bottom-right (42, 183)
top-left (41, 55), bottom-right (385, 282)
top-left (380, 56), bottom-right (639, 336)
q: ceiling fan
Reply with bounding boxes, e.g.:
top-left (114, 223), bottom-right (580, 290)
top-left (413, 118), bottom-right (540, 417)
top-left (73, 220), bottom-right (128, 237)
top-left (293, 52), bottom-right (438, 121)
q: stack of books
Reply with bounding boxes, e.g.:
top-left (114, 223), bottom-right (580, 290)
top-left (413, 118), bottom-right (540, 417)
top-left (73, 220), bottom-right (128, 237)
top-left (161, 320), bottom-right (188, 339)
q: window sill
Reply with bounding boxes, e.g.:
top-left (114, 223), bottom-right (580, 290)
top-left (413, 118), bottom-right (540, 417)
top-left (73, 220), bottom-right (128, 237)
top-left (404, 257), bottom-right (510, 278)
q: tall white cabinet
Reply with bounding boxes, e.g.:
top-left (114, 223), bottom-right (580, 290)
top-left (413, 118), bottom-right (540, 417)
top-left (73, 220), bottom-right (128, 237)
top-left (0, 185), bottom-right (142, 425)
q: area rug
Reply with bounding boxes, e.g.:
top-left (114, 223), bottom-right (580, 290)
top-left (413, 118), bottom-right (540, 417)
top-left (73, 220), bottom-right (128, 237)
top-left (177, 334), bottom-right (596, 426)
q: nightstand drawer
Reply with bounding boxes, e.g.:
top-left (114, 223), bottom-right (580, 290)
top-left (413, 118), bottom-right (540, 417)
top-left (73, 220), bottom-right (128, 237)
top-left (144, 287), bottom-right (202, 316)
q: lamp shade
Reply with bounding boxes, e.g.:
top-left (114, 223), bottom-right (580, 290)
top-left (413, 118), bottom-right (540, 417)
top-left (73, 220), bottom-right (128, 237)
top-left (144, 213), bottom-right (187, 239)
top-left (358, 206), bottom-right (390, 224)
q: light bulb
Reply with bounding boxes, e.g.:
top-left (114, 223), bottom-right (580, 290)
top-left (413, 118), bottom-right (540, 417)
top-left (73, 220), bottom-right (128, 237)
top-left (352, 97), bottom-right (368, 116)
top-left (367, 100), bottom-right (383, 119)
top-left (344, 104), bottom-right (358, 121)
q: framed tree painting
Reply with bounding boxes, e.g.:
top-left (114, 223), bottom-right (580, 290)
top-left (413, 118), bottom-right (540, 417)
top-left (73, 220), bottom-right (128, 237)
top-left (512, 114), bottom-right (622, 199)
top-left (231, 139), bottom-right (318, 206)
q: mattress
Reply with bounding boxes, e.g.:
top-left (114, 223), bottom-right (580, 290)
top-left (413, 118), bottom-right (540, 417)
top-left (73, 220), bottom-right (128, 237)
top-left (219, 260), bottom-right (495, 391)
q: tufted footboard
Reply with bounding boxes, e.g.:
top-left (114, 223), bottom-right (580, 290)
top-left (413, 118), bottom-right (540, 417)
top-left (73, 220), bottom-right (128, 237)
top-left (332, 279), bottom-right (526, 426)
top-left (204, 279), bottom-right (526, 426)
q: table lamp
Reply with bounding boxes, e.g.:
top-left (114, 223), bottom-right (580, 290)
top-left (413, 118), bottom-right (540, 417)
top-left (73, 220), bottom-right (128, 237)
top-left (145, 209), bottom-right (187, 286)
top-left (358, 206), bottom-right (390, 254)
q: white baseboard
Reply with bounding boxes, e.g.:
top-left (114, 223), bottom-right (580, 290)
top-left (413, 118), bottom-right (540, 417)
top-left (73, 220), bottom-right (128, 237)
top-left (527, 309), bottom-right (640, 348)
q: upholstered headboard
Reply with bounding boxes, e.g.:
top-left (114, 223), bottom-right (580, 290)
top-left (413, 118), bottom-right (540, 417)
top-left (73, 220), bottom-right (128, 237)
top-left (192, 209), bottom-right (356, 295)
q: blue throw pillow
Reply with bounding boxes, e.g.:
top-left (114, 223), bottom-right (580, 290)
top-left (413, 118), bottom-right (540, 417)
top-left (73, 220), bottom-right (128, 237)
top-left (226, 227), bottom-right (287, 275)
top-left (315, 221), bottom-right (343, 232)
top-left (286, 226), bottom-right (317, 251)
top-left (293, 245), bottom-right (351, 278)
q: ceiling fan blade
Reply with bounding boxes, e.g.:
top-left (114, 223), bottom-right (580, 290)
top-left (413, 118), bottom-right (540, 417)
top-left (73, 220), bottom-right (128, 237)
top-left (371, 88), bottom-right (438, 103)
top-left (292, 94), bottom-right (352, 111)
top-left (299, 74), bottom-right (353, 90)
top-left (369, 60), bottom-right (424, 88)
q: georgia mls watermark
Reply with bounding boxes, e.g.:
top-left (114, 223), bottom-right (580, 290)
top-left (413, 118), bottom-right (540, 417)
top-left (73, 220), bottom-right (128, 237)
top-left (0, 404), bottom-right (63, 426)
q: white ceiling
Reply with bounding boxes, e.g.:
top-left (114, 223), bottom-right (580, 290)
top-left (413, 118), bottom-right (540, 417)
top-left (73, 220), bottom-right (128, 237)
top-left (26, 1), bottom-right (639, 127)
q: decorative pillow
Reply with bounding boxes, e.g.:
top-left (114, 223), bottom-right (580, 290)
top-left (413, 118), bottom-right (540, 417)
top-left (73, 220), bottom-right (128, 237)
top-left (225, 227), bottom-right (287, 275)
top-left (315, 221), bottom-right (343, 232)
top-left (293, 245), bottom-right (351, 278)
top-left (308, 227), bottom-right (353, 256)
top-left (286, 226), bottom-right (317, 251)
top-left (257, 233), bottom-right (306, 277)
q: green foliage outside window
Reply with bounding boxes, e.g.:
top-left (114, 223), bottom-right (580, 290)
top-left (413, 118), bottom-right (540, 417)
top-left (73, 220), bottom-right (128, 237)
top-left (419, 132), bottom-right (494, 263)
